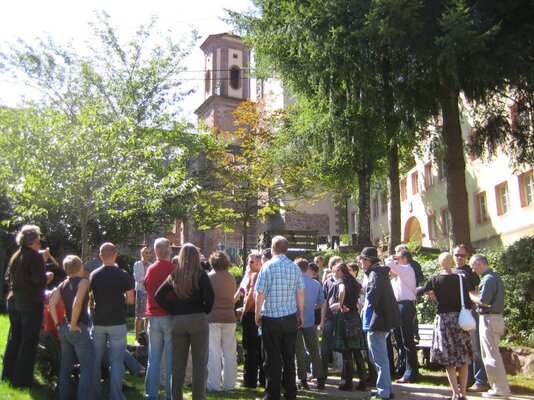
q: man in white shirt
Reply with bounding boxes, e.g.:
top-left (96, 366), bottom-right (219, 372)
top-left (386, 249), bottom-right (419, 383)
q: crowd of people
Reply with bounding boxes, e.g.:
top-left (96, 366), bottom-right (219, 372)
top-left (1, 224), bottom-right (512, 400)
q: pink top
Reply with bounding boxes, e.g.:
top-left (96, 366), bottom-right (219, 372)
top-left (144, 259), bottom-right (176, 317)
top-left (386, 259), bottom-right (417, 302)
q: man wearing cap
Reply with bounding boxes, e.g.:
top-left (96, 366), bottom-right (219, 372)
top-left (469, 254), bottom-right (511, 399)
top-left (361, 247), bottom-right (401, 400)
top-left (294, 258), bottom-right (325, 390)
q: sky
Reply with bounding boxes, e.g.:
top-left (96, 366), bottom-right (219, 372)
top-left (0, 0), bottom-right (253, 120)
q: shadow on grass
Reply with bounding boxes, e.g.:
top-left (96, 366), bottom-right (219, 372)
top-left (509, 383), bottom-right (534, 396)
top-left (204, 387), bottom-right (344, 400)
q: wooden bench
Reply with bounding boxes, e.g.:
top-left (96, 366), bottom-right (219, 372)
top-left (265, 230), bottom-right (318, 253)
top-left (416, 323), bottom-right (434, 369)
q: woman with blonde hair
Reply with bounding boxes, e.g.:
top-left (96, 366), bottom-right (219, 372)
top-left (49, 255), bottom-right (94, 400)
top-left (417, 252), bottom-right (474, 400)
top-left (155, 243), bottom-right (214, 400)
top-left (133, 246), bottom-right (151, 344)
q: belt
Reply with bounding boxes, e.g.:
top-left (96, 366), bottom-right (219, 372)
top-left (397, 300), bottom-right (415, 304)
top-left (479, 312), bottom-right (502, 315)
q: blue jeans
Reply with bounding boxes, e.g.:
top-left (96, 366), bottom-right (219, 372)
top-left (320, 316), bottom-right (335, 378)
top-left (93, 324), bottom-right (127, 400)
top-left (367, 330), bottom-right (393, 398)
top-left (1, 298), bottom-right (43, 388)
top-left (145, 316), bottom-right (173, 400)
top-left (59, 323), bottom-right (95, 400)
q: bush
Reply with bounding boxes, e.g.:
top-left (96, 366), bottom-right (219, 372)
top-left (487, 236), bottom-right (534, 345)
top-left (229, 265), bottom-right (244, 282)
top-left (415, 255), bottom-right (440, 324)
top-left (117, 254), bottom-right (136, 275)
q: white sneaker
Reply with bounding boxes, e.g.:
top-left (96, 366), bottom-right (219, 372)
top-left (481, 388), bottom-right (510, 398)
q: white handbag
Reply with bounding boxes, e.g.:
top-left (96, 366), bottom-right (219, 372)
top-left (458, 274), bottom-right (476, 332)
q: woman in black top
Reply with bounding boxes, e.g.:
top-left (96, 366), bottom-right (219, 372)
top-left (156, 243), bottom-right (214, 400)
top-left (417, 252), bottom-right (474, 400)
top-left (49, 255), bottom-right (94, 400)
top-left (332, 263), bottom-right (367, 391)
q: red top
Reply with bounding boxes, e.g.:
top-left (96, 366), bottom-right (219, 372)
top-left (144, 259), bottom-right (176, 317)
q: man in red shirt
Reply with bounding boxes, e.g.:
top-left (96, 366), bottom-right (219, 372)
top-left (144, 238), bottom-right (176, 400)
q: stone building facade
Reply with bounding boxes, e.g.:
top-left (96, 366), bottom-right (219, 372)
top-left (177, 33), bottom-right (339, 259)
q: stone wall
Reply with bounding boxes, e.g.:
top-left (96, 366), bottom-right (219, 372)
top-left (284, 212), bottom-right (330, 236)
top-left (502, 347), bottom-right (534, 375)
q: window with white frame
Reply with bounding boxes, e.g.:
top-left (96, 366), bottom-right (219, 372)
top-left (475, 191), bottom-right (489, 224)
top-left (519, 170), bottom-right (534, 207)
top-left (495, 182), bottom-right (510, 215)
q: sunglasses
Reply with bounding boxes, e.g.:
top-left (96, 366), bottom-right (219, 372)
top-left (454, 254), bottom-right (467, 258)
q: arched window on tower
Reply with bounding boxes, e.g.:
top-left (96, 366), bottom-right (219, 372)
top-left (230, 66), bottom-right (240, 90)
top-left (205, 70), bottom-right (211, 93)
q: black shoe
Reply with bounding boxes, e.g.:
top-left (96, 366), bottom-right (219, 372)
top-left (355, 381), bottom-right (367, 391)
top-left (299, 379), bottom-right (309, 390)
top-left (338, 383), bottom-right (353, 391)
top-left (316, 378), bottom-right (325, 390)
top-left (365, 376), bottom-right (376, 385)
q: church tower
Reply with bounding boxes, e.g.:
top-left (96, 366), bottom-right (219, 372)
top-left (183, 33), bottom-right (254, 256)
top-left (195, 33), bottom-right (250, 133)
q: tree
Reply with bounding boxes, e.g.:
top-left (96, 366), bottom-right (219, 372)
top-left (376, 0), bottom-right (534, 248)
top-left (232, 0), bottom-right (534, 250)
top-left (197, 99), bottom-right (286, 266)
top-left (229, 1), bottom-right (433, 248)
top-left (0, 12), bottom-right (205, 259)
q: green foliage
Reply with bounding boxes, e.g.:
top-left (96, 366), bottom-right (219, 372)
top-left (117, 253), bottom-right (136, 276)
top-left (228, 265), bottom-right (243, 281)
top-left (0, 13), bottom-right (206, 259)
top-left (488, 236), bottom-right (534, 344)
top-left (416, 256), bottom-right (441, 324)
top-left (197, 100), bottom-right (287, 255)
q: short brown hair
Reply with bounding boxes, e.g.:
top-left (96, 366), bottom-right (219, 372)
top-left (397, 249), bottom-right (412, 262)
top-left (16, 225), bottom-right (41, 247)
top-left (209, 251), bottom-right (231, 271)
top-left (328, 256), bottom-right (343, 268)
top-left (295, 258), bottom-right (309, 273)
top-left (347, 262), bottom-right (359, 275)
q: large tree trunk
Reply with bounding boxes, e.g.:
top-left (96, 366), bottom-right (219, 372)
top-left (439, 74), bottom-right (472, 249)
top-left (357, 165), bottom-right (372, 245)
top-left (80, 210), bottom-right (91, 262)
top-left (242, 218), bottom-right (248, 273)
top-left (382, 57), bottom-right (401, 254)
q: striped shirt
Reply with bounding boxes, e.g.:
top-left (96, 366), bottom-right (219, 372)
top-left (255, 254), bottom-right (304, 318)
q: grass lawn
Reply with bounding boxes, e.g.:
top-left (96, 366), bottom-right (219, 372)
top-left (1, 313), bottom-right (533, 399)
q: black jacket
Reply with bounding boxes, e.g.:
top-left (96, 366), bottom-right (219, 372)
top-left (6, 246), bottom-right (47, 302)
top-left (363, 264), bottom-right (401, 331)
